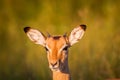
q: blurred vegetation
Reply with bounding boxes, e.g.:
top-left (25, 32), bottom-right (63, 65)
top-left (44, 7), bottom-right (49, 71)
top-left (0, 0), bottom-right (120, 80)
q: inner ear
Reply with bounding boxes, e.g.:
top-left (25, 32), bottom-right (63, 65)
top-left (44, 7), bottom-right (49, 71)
top-left (69, 25), bottom-right (86, 46)
top-left (24, 27), bottom-right (46, 46)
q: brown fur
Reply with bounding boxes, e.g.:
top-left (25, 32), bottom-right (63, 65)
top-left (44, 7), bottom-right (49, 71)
top-left (46, 36), bottom-right (71, 80)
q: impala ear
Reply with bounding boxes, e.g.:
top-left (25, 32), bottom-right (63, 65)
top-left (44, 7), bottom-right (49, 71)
top-left (69, 24), bottom-right (87, 46)
top-left (24, 27), bottom-right (46, 46)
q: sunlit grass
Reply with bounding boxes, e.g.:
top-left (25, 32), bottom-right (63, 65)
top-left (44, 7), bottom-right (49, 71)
top-left (0, 0), bottom-right (120, 80)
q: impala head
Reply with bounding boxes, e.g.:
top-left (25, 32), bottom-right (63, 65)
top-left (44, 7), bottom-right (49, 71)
top-left (24, 25), bottom-right (86, 72)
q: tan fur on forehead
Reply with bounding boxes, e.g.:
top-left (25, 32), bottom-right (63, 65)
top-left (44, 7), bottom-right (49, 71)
top-left (46, 36), bottom-right (67, 50)
top-left (46, 36), bottom-right (68, 58)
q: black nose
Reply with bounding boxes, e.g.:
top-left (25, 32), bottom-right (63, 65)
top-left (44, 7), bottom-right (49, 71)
top-left (51, 62), bottom-right (58, 67)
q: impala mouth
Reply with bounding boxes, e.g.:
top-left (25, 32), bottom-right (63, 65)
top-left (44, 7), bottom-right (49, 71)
top-left (49, 65), bottom-right (60, 72)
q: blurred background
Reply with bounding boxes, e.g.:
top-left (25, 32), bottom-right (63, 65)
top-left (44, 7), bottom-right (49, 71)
top-left (0, 0), bottom-right (120, 80)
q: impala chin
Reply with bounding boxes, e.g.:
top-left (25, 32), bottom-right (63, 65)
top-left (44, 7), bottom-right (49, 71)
top-left (50, 67), bottom-right (60, 72)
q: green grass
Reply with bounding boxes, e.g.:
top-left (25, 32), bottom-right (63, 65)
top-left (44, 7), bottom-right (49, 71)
top-left (0, 0), bottom-right (120, 80)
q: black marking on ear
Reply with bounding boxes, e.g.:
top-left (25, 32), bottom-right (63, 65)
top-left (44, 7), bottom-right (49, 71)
top-left (80, 24), bottom-right (87, 31)
top-left (24, 27), bottom-right (31, 33)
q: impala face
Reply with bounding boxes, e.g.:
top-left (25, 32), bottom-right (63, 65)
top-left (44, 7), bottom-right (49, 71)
top-left (24, 25), bottom-right (86, 72)
top-left (45, 36), bottom-right (70, 72)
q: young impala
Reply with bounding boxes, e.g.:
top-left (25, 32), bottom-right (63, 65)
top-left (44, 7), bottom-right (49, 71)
top-left (24, 24), bottom-right (86, 80)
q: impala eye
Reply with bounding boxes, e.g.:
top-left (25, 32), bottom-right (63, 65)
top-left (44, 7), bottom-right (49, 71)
top-left (45, 47), bottom-right (49, 51)
top-left (63, 46), bottom-right (68, 51)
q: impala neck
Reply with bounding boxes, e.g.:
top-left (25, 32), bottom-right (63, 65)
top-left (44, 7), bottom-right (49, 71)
top-left (53, 60), bottom-right (71, 80)
top-left (53, 72), bottom-right (71, 80)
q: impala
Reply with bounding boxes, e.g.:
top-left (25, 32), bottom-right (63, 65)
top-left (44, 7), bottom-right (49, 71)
top-left (24, 24), bottom-right (86, 80)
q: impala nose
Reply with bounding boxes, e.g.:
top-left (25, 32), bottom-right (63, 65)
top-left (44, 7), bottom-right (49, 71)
top-left (50, 61), bottom-right (60, 71)
top-left (51, 61), bottom-right (58, 67)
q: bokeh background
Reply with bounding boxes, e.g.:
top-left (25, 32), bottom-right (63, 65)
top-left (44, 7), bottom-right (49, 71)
top-left (0, 0), bottom-right (120, 80)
